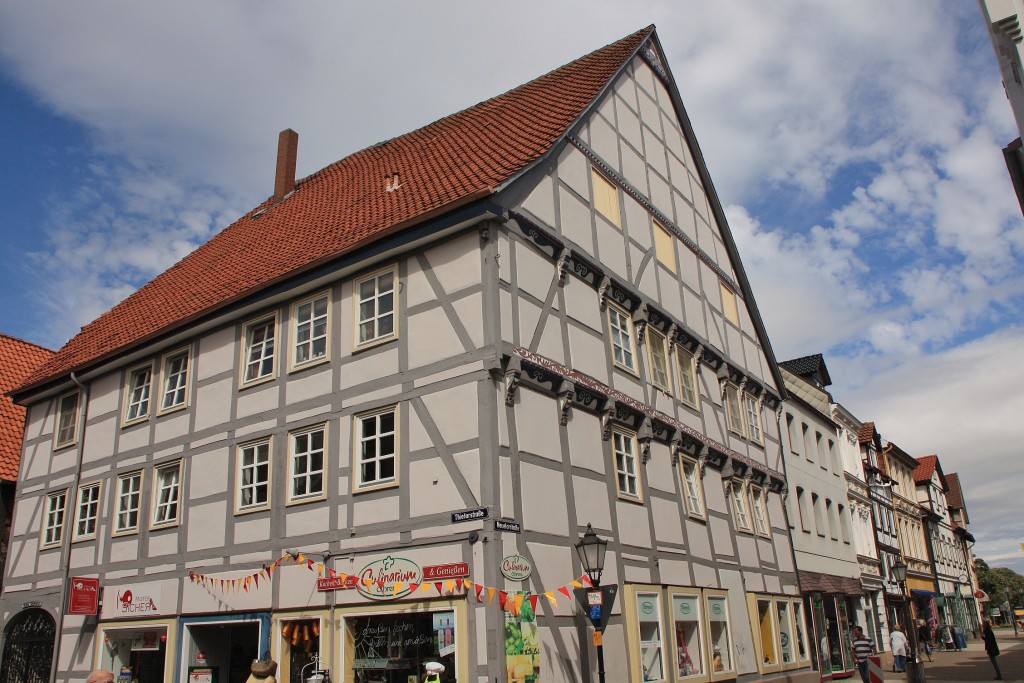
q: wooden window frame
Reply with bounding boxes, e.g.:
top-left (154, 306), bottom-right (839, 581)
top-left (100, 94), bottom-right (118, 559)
top-left (123, 362), bottom-right (154, 425)
top-left (237, 438), bottom-right (272, 513)
top-left (612, 427), bottom-right (642, 502)
top-left (151, 460), bottom-right (183, 529)
top-left (353, 405), bottom-right (400, 493)
top-left (680, 457), bottom-right (706, 520)
top-left (54, 390), bottom-right (81, 449)
top-left (291, 290), bottom-right (331, 370)
top-left (114, 471), bottom-right (143, 536)
top-left (42, 489), bottom-right (68, 548)
top-left (676, 346), bottom-right (699, 409)
top-left (354, 265), bottom-right (398, 350)
top-left (647, 327), bottom-right (672, 394)
top-left (157, 346), bottom-right (191, 414)
top-left (724, 383), bottom-right (745, 436)
top-left (749, 485), bottom-right (770, 537)
top-left (72, 481), bottom-right (102, 541)
top-left (241, 313), bottom-right (279, 387)
top-left (288, 425), bottom-right (327, 504)
top-left (607, 302), bottom-right (638, 373)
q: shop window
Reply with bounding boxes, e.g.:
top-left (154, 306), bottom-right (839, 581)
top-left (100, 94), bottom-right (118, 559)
top-left (647, 328), bottom-right (672, 393)
top-left (775, 599), bottom-right (795, 666)
top-left (98, 624), bottom-right (169, 683)
top-left (54, 390), bottom-right (81, 448)
top-left (607, 302), bottom-right (637, 372)
top-left (670, 591), bottom-right (704, 678)
top-left (754, 597), bottom-right (779, 668)
top-left (636, 591), bottom-right (667, 682)
top-left (792, 599), bottom-right (810, 664)
top-left (237, 439), bottom-right (271, 511)
top-left (159, 347), bottom-right (190, 412)
top-left (281, 618), bottom-right (322, 682)
top-left (705, 592), bottom-right (735, 679)
top-left (354, 406), bottom-right (399, 491)
top-left (346, 610), bottom-right (457, 683)
top-left (292, 291), bottom-right (330, 368)
top-left (676, 346), bottom-right (699, 408)
top-left (355, 266), bottom-right (397, 348)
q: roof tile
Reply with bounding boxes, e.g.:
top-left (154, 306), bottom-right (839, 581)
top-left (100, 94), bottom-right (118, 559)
top-left (0, 334), bottom-right (54, 480)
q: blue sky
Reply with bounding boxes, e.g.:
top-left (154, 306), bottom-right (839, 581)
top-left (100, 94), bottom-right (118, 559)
top-left (1, 1), bottom-right (1022, 574)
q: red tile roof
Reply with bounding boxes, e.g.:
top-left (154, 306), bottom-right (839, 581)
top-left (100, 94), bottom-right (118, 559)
top-left (0, 334), bottom-right (54, 480)
top-left (913, 454), bottom-right (938, 483)
top-left (18, 26), bottom-right (655, 394)
top-left (945, 472), bottom-right (966, 511)
top-left (857, 421), bottom-right (876, 444)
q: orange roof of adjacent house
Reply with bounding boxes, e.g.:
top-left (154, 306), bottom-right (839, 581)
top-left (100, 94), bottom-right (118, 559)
top-left (0, 334), bottom-right (54, 479)
top-left (913, 454), bottom-right (939, 483)
top-left (18, 26), bottom-right (655, 394)
top-left (857, 421), bottom-right (876, 444)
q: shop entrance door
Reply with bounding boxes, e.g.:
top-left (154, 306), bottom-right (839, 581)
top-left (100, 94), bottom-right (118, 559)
top-left (0, 609), bottom-right (54, 683)
top-left (184, 621), bottom-right (261, 683)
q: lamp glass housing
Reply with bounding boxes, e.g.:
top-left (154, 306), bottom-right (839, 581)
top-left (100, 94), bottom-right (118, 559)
top-left (892, 559), bottom-right (908, 583)
top-left (575, 524), bottom-right (608, 585)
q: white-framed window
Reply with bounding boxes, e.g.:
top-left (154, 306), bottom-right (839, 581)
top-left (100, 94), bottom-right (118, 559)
top-left (681, 457), bottom-right (706, 519)
top-left (654, 221), bottom-right (677, 273)
top-left (636, 590), bottom-right (667, 682)
top-left (73, 482), bottom-right (101, 540)
top-left (608, 303), bottom-right (637, 372)
top-left (289, 425), bottom-right (326, 502)
top-left (612, 428), bottom-right (641, 501)
top-left (744, 394), bottom-right (762, 443)
top-left (724, 383), bottom-right (745, 436)
top-left (124, 362), bottom-right (153, 423)
top-left (152, 461), bottom-right (182, 528)
top-left (238, 439), bottom-right (271, 511)
top-left (676, 346), bottom-right (699, 408)
top-left (729, 481), bottom-right (751, 532)
top-left (355, 267), bottom-right (397, 348)
top-left (115, 471), bottom-right (143, 534)
top-left (42, 490), bottom-right (68, 548)
top-left (720, 282), bottom-right (739, 326)
top-left (292, 292), bottom-right (330, 368)
top-left (354, 406), bottom-right (398, 491)
top-left (750, 486), bottom-right (770, 537)
top-left (159, 347), bottom-right (190, 412)
top-left (592, 167), bottom-right (621, 228)
top-left (54, 390), bottom-right (80, 448)
top-left (747, 593), bottom-right (806, 673)
top-left (242, 315), bottom-right (277, 385)
top-left (647, 328), bottom-right (671, 393)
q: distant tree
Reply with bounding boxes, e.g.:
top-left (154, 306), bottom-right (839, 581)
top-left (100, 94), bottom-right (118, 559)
top-left (976, 557), bottom-right (1024, 611)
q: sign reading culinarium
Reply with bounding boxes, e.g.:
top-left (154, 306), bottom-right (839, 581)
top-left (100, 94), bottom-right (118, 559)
top-left (500, 554), bottom-right (533, 581)
top-left (356, 556), bottom-right (422, 600)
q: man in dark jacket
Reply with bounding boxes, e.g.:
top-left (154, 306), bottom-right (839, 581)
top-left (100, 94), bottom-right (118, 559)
top-left (982, 619), bottom-right (1003, 680)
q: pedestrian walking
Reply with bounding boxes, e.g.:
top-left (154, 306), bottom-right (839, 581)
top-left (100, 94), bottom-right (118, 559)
top-left (918, 619), bottom-right (933, 662)
top-left (851, 625), bottom-right (875, 683)
top-left (890, 624), bottom-right (908, 673)
top-left (982, 619), bottom-right (1003, 680)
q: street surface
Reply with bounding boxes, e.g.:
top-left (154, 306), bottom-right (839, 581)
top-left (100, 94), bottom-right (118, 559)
top-left (882, 628), bottom-right (1023, 682)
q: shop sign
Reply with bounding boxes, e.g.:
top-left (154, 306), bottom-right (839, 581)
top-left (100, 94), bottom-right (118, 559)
top-left (451, 507), bottom-right (488, 523)
top-left (131, 632), bottom-right (161, 651)
top-left (317, 575), bottom-right (359, 591)
top-left (422, 562), bottom-right (469, 581)
top-left (103, 581), bottom-right (164, 618)
top-left (356, 556), bottom-right (422, 600)
top-left (500, 554), bottom-right (532, 581)
top-left (188, 667), bottom-right (213, 683)
top-left (69, 577), bottom-right (100, 615)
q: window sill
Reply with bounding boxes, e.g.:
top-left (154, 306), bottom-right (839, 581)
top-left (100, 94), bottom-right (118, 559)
top-left (122, 415), bottom-right (150, 429)
top-left (354, 480), bottom-right (399, 494)
top-left (353, 335), bottom-right (398, 354)
top-left (156, 402), bottom-right (189, 417)
top-left (239, 374), bottom-right (277, 390)
top-left (289, 355), bottom-right (331, 374)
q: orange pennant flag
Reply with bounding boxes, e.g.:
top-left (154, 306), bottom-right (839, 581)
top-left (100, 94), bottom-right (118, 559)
top-left (545, 591), bottom-right (557, 607)
top-left (514, 594), bottom-right (525, 615)
top-left (570, 580), bottom-right (583, 588)
top-left (487, 587), bottom-right (497, 605)
top-left (462, 579), bottom-right (472, 590)
top-left (446, 580), bottom-right (456, 593)
top-left (393, 582), bottom-right (405, 596)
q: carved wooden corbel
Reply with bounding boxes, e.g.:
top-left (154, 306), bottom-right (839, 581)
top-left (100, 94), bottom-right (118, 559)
top-left (696, 445), bottom-right (709, 479)
top-left (670, 437), bottom-right (683, 467)
top-left (504, 357), bottom-right (522, 406)
top-left (557, 381), bottom-right (575, 426)
top-left (632, 304), bottom-right (649, 346)
top-left (601, 402), bottom-right (615, 441)
top-left (598, 276), bottom-right (611, 311)
top-left (556, 247), bottom-right (571, 288)
top-left (638, 424), bottom-right (653, 465)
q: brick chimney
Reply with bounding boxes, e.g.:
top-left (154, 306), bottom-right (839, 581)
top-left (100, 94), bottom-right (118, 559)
top-left (274, 128), bottom-right (299, 201)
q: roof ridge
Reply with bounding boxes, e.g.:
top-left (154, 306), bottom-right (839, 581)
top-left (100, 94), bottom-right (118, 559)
top-left (0, 332), bottom-right (54, 354)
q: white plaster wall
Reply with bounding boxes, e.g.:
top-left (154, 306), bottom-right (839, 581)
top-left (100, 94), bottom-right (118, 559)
top-left (197, 326), bottom-right (236, 381)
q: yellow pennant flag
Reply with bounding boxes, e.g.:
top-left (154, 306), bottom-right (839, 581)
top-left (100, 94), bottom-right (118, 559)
top-left (446, 580), bottom-right (456, 593)
top-left (514, 594), bottom-right (525, 615)
top-left (393, 582), bottom-right (405, 596)
top-left (545, 591), bottom-right (557, 607)
top-left (487, 587), bottom-right (496, 605)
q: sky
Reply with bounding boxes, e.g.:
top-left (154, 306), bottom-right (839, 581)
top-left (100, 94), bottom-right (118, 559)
top-left (1, 1), bottom-right (1022, 574)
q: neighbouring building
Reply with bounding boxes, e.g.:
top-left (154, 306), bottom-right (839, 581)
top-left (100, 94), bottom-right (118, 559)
top-left (913, 455), bottom-right (971, 641)
top-left (978, 0), bottom-right (1024, 214)
top-left (882, 442), bottom-right (935, 636)
top-left (0, 334), bottom-right (54, 585)
top-left (0, 27), bottom-right (818, 683)
top-left (830, 403), bottom-right (887, 651)
top-left (777, 354), bottom-right (862, 680)
top-left (945, 472), bottom-right (981, 637)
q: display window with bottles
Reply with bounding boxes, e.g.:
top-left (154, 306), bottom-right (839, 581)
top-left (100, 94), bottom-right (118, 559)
top-left (624, 585), bottom-right (738, 683)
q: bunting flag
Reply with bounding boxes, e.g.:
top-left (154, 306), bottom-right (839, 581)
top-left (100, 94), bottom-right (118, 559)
top-left (188, 550), bottom-right (594, 618)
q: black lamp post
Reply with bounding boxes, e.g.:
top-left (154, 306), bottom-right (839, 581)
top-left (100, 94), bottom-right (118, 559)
top-left (893, 559), bottom-right (926, 683)
top-left (575, 524), bottom-right (608, 683)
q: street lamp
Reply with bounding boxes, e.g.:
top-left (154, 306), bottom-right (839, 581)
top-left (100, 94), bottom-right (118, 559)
top-left (575, 524), bottom-right (608, 683)
top-left (892, 559), bottom-right (926, 683)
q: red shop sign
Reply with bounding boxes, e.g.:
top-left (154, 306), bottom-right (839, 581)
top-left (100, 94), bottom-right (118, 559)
top-left (317, 576), bottom-right (359, 591)
top-left (422, 562), bottom-right (470, 581)
top-left (69, 577), bottom-right (100, 615)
